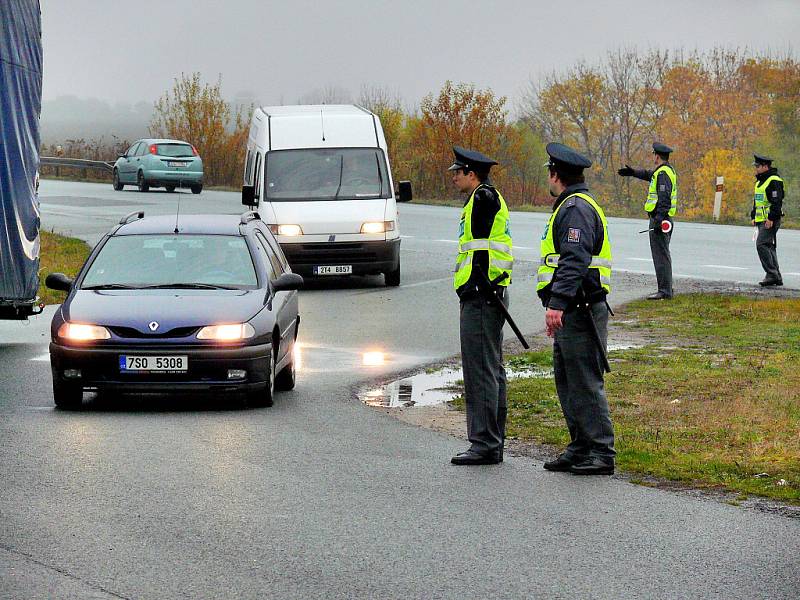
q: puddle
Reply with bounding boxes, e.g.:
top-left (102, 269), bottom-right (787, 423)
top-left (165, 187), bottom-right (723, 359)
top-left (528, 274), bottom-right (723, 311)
top-left (360, 365), bottom-right (552, 408)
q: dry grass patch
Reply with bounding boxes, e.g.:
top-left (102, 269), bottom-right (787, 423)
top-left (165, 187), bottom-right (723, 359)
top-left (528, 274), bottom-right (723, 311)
top-left (38, 230), bottom-right (91, 305)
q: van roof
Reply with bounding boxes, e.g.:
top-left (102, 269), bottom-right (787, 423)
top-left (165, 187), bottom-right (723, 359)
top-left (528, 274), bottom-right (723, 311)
top-left (254, 105), bottom-right (382, 150)
top-left (258, 104), bottom-right (372, 117)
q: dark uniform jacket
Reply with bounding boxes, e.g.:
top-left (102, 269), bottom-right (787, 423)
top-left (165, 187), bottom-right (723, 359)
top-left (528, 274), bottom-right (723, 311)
top-left (632, 163), bottom-right (674, 223)
top-left (457, 182), bottom-right (501, 299)
top-left (750, 167), bottom-right (784, 222)
top-left (538, 183), bottom-right (607, 311)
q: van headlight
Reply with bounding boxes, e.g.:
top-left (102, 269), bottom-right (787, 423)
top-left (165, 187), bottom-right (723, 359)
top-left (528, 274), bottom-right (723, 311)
top-left (197, 323), bottom-right (256, 341)
top-left (361, 221), bottom-right (395, 234)
top-left (58, 322), bottom-right (112, 341)
top-left (269, 224), bottom-right (303, 236)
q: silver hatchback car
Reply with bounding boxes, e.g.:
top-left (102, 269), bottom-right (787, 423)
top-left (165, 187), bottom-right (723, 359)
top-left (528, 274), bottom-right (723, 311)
top-left (113, 138), bottom-right (204, 194)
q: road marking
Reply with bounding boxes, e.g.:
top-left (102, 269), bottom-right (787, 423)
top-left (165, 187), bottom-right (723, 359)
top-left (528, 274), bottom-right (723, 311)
top-left (400, 235), bottom-right (414, 239)
top-left (434, 239), bottom-right (459, 244)
top-left (401, 276), bottom-right (453, 289)
top-left (702, 265), bottom-right (748, 270)
top-left (513, 245), bottom-right (535, 250)
top-left (624, 257), bottom-right (651, 262)
top-left (784, 272), bottom-right (800, 276)
top-left (31, 354), bottom-right (50, 362)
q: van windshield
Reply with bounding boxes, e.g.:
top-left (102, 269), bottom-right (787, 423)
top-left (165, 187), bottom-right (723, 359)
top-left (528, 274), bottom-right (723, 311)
top-left (265, 148), bottom-right (389, 201)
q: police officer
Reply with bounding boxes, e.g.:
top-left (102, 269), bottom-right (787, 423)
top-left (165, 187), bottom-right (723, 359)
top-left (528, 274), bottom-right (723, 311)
top-left (618, 142), bottom-right (677, 300)
top-left (449, 146), bottom-right (513, 466)
top-left (538, 142), bottom-right (615, 475)
top-left (751, 154), bottom-right (785, 286)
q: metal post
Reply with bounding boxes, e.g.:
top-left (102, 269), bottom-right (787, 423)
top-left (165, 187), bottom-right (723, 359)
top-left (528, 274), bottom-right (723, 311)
top-left (713, 176), bottom-right (724, 221)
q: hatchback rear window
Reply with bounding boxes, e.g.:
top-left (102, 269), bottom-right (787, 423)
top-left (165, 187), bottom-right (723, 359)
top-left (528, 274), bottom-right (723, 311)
top-left (156, 144), bottom-right (195, 157)
top-left (82, 235), bottom-right (257, 289)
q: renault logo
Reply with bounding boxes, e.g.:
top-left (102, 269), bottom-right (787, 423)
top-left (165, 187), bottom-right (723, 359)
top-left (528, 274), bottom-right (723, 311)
top-left (148, 321), bottom-right (159, 332)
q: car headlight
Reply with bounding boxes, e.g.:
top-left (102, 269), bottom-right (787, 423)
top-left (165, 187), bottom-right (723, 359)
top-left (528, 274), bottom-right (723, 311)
top-left (58, 322), bottom-right (111, 341)
top-left (196, 323), bottom-right (256, 341)
top-left (360, 221), bottom-right (395, 234)
top-left (269, 224), bottom-right (303, 236)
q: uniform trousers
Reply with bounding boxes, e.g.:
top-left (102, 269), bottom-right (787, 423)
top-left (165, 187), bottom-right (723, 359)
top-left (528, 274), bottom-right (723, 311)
top-left (553, 302), bottom-right (615, 463)
top-left (649, 216), bottom-right (673, 297)
top-left (459, 289), bottom-right (508, 457)
top-left (756, 220), bottom-right (782, 281)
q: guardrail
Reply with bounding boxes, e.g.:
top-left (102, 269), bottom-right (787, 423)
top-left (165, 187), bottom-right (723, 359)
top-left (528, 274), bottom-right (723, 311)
top-left (40, 156), bottom-right (114, 172)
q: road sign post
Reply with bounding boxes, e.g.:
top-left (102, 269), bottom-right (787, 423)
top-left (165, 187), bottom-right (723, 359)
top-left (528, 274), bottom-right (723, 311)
top-left (713, 176), bottom-right (724, 221)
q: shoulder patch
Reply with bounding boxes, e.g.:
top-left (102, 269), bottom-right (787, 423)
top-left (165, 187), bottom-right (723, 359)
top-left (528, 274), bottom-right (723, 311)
top-left (659, 184), bottom-right (666, 191)
top-left (772, 190), bottom-right (778, 197)
top-left (564, 198), bottom-right (576, 208)
top-left (567, 228), bottom-right (581, 243)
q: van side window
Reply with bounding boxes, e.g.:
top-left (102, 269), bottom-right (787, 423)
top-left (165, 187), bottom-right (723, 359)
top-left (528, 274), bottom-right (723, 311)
top-left (244, 150), bottom-right (252, 183)
top-left (255, 231), bottom-right (284, 275)
top-left (254, 153), bottom-right (262, 199)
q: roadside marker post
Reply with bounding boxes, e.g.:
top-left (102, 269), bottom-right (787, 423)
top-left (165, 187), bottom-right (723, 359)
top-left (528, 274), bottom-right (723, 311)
top-left (713, 176), bottom-right (724, 221)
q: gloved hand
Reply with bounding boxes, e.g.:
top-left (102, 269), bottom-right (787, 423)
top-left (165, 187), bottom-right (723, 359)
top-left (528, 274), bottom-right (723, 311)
top-left (617, 165), bottom-right (634, 177)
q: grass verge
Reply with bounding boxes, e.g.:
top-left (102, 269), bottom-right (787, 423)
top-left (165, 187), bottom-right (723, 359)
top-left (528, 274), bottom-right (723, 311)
top-left (38, 230), bottom-right (91, 305)
top-left (500, 294), bottom-right (800, 504)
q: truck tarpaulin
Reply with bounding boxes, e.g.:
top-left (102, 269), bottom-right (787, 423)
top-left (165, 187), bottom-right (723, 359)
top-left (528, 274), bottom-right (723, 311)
top-left (0, 0), bottom-right (42, 319)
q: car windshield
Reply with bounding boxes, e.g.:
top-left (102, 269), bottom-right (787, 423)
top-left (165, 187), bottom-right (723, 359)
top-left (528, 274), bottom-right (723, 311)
top-left (81, 235), bottom-right (258, 289)
top-left (265, 148), bottom-right (389, 201)
top-left (156, 144), bottom-right (195, 158)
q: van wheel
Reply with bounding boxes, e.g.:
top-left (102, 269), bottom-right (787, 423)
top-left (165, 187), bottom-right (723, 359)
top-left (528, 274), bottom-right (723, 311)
top-left (191, 184), bottom-right (202, 195)
top-left (137, 171), bottom-right (149, 192)
top-left (165, 185), bottom-right (176, 193)
top-left (53, 380), bottom-right (83, 410)
top-left (385, 263), bottom-right (400, 287)
top-left (112, 169), bottom-right (124, 191)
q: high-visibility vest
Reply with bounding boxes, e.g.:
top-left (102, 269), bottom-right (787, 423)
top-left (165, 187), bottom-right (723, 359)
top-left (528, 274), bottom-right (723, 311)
top-left (753, 175), bottom-right (784, 223)
top-left (537, 192), bottom-right (612, 293)
top-left (645, 164), bottom-right (677, 216)
top-left (453, 185), bottom-right (513, 290)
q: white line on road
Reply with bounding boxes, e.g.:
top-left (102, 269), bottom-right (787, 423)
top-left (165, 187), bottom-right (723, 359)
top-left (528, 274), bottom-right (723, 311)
top-left (624, 258), bottom-right (652, 262)
top-left (400, 235), bottom-right (414, 239)
top-left (434, 239), bottom-right (459, 244)
top-left (784, 272), bottom-right (800, 276)
top-left (702, 265), bottom-right (748, 271)
top-left (31, 354), bottom-right (50, 362)
top-left (400, 276), bottom-right (453, 289)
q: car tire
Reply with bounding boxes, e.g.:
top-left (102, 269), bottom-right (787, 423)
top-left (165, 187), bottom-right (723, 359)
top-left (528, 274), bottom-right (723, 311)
top-left (137, 171), bottom-right (149, 192)
top-left (53, 380), bottom-right (83, 410)
top-left (247, 353), bottom-right (275, 408)
top-left (112, 169), bottom-right (124, 191)
top-left (275, 348), bottom-right (296, 391)
top-left (384, 263), bottom-right (401, 287)
top-left (165, 185), bottom-right (176, 193)
top-left (191, 184), bottom-right (202, 195)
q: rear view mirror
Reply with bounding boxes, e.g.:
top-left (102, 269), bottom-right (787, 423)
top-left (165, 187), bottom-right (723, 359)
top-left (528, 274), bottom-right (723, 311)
top-left (398, 180), bottom-right (413, 203)
top-left (45, 273), bottom-right (73, 292)
top-left (242, 185), bottom-right (256, 206)
top-left (271, 273), bottom-right (304, 292)
top-left (118, 153), bottom-right (126, 159)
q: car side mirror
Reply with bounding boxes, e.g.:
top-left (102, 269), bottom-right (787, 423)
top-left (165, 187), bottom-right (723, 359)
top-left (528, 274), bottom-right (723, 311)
top-left (45, 273), bottom-right (73, 292)
top-left (242, 185), bottom-right (257, 206)
top-left (118, 153), bottom-right (127, 159)
top-left (397, 180), bottom-right (413, 203)
top-left (271, 272), bottom-right (304, 293)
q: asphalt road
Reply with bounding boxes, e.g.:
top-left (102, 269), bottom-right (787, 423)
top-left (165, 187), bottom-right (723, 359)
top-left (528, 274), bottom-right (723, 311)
top-left (1, 180), bottom-right (798, 599)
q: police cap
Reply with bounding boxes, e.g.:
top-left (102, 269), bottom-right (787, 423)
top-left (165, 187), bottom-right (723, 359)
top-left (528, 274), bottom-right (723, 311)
top-left (753, 153), bottom-right (773, 166)
top-left (447, 146), bottom-right (498, 173)
top-left (652, 142), bottom-right (673, 155)
top-left (544, 142), bottom-right (592, 173)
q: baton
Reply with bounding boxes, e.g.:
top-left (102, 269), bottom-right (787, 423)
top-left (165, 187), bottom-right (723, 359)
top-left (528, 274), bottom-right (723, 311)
top-left (577, 291), bottom-right (611, 373)
top-left (475, 271), bottom-right (530, 349)
top-left (638, 220), bottom-right (673, 234)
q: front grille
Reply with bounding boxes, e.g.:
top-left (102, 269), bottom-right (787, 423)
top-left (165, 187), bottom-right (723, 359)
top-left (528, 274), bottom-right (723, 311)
top-left (291, 243), bottom-right (378, 265)
top-left (109, 326), bottom-right (199, 339)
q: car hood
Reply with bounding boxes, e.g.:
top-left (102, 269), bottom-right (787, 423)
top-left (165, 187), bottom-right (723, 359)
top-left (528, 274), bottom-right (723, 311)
top-left (62, 289), bottom-right (265, 333)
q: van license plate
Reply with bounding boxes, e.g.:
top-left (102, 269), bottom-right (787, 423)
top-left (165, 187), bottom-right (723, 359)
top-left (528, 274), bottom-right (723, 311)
top-left (120, 355), bottom-right (188, 372)
top-left (314, 265), bottom-right (352, 275)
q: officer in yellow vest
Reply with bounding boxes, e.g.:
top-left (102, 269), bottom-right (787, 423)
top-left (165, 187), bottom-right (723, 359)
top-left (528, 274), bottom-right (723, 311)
top-left (750, 154), bottom-right (785, 286)
top-left (538, 143), bottom-right (615, 475)
top-left (449, 146), bottom-right (513, 466)
top-left (618, 142), bottom-right (677, 300)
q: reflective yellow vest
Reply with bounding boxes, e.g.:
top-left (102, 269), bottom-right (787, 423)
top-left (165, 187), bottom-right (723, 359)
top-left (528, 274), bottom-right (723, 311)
top-left (537, 192), bottom-right (612, 293)
top-left (453, 185), bottom-right (513, 290)
top-left (645, 164), bottom-right (677, 216)
top-left (753, 175), bottom-right (784, 223)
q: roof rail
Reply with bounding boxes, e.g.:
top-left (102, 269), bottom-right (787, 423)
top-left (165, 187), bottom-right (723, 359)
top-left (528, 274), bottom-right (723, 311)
top-left (119, 211), bottom-right (145, 225)
top-left (240, 210), bottom-right (261, 225)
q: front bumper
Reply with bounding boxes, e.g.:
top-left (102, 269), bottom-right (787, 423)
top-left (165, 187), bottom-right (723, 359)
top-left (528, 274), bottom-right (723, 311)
top-left (50, 341), bottom-right (270, 393)
top-left (281, 238), bottom-right (400, 276)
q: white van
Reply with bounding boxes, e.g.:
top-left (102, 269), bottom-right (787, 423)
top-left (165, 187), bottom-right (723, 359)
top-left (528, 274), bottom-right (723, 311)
top-left (242, 105), bottom-right (412, 286)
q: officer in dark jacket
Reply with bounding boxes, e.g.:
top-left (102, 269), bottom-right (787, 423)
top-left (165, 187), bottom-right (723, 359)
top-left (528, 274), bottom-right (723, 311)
top-left (538, 143), bottom-right (615, 475)
top-left (449, 146), bottom-right (514, 465)
top-left (618, 143), bottom-right (677, 300)
top-left (750, 154), bottom-right (785, 286)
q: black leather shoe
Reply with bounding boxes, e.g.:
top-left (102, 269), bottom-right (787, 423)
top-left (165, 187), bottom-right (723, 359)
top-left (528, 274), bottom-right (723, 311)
top-left (759, 278), bottom-right (782, 287)
top-left (543, 454), bottom-right (580, 472)
top-left (569, 457), bottom-right (615, 475)
top-left (451, 450), bottom-right (501, 465)
top-left (647, 292), bottom-right (667, 300)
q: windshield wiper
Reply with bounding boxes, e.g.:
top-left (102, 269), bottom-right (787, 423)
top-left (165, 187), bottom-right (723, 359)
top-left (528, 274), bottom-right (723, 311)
top-left (82, 283), bottom-right (139, 290)
top-left (332, 154), bottom-right (344, 200)
top-left (139, 283), bottom-right (239, 290)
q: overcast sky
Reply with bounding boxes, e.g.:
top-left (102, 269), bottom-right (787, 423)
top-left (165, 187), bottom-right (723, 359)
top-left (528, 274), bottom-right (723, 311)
top-left (41, 0), bottom-right (798, 112)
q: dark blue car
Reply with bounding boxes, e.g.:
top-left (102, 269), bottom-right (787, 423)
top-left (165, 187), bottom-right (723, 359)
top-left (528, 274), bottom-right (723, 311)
top-left (45, 211), bottom-right (303, 409)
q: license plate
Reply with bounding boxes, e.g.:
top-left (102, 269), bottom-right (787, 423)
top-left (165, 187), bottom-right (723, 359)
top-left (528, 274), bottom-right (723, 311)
top-left (119, 355), bottom-right (188, 372)
top-left (314, 265), bottom-right (352, 275)
top-left (168, 161), bottom-right (188, 167)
